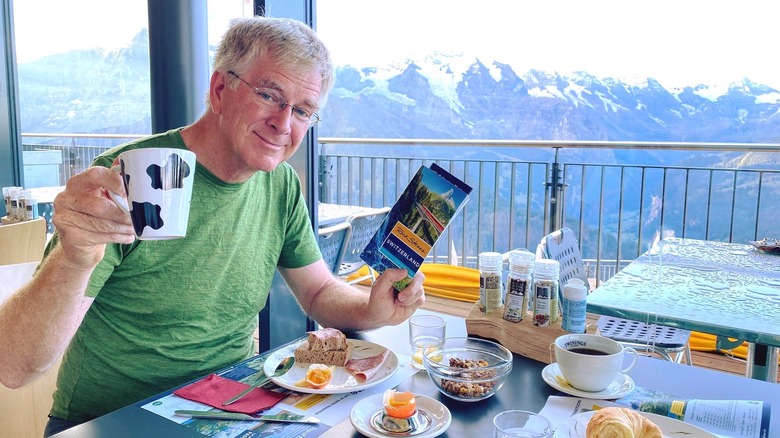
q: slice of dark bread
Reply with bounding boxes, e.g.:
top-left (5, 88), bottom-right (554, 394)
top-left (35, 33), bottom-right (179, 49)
top-left (294, 342), bottom-right (353, 366)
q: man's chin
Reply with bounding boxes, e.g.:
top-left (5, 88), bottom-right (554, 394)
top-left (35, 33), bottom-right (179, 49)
top-left (252, 157), bottom-right (285, 173)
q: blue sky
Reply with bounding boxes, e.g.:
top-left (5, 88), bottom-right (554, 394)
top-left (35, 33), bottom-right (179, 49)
top-left (14, 0), bottom-right (780, 91)
top-left (13, 0), bottom-right (245, 63)
top-left (317, 0), bottom-right (780, 90)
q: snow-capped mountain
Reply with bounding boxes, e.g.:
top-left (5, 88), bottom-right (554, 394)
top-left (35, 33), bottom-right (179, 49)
top-left (319, 53), bottom-right (780, 145)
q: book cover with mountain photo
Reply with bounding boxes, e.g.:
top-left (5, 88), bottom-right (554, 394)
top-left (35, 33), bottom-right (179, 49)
top-left (360, 163), bottom-right (472, 290)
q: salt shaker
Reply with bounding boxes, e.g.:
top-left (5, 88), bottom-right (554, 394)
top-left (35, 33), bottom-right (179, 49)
top-left (561, 278), bottom-right (588, 333)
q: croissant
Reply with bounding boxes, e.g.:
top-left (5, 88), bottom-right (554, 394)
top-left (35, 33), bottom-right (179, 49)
top-left (586, 407), bottom-right (663, 438)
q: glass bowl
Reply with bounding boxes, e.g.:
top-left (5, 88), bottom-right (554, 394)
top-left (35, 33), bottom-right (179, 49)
top-left (422, 336), bottom-right (512, 402)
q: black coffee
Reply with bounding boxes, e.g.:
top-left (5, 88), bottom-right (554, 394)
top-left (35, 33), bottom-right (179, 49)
top-left (568, 347), bottom-right (609, 356)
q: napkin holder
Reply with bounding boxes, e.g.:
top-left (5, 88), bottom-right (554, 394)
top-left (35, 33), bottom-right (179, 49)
top-left (465, 302), bottom-right (599, 364)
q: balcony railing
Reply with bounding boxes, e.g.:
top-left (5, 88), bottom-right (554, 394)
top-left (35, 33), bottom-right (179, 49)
top-left (20, 134), bottom-right (780, 284)
top-left (320, 138), bottom-right (780, 282)
top-left (21, 133), bottom-right (145, 185)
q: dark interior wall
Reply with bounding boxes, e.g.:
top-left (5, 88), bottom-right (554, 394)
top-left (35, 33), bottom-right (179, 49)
top-left (147, 0), bottom-right (209, 133)
top-left (0, 0), bottom-right (22, 215)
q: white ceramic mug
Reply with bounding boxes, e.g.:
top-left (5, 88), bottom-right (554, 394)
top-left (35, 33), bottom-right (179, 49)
top-left (110, 148), bottom-right (196, 240)
top-left (553, 333), bottom-right (638, 392)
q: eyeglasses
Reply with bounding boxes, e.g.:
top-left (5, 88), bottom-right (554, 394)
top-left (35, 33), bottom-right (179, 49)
top-left (227, 70), bottom-right (320, 127)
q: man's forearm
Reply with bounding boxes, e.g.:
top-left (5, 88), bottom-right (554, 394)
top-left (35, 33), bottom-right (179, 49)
top-left (0, 246), bottom-right (95, 388)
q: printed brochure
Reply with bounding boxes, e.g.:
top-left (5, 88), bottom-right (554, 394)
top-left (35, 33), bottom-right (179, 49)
top-left (360, 163), bottom-right (472, 290)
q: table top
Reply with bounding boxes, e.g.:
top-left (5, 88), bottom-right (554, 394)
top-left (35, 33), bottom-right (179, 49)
top-left (53, 308), bottom-right (780, 437)
top-left (587, 237), bottom-right (780, 347)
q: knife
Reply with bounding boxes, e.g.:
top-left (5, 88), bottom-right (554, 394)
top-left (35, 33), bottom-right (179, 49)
top-left (174, 410), bottom-right (319, 423)
top-left (222, 355), bottom-right (295, 406)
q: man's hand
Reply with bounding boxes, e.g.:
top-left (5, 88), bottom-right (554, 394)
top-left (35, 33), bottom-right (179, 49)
top-left (52, 165), bottom-right (136, 269)
top-left (367, 269), bottom-right (426, 326)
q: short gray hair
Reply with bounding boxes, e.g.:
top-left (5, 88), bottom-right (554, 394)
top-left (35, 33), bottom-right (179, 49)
top-left (210, 16), bottom-right (334, 108)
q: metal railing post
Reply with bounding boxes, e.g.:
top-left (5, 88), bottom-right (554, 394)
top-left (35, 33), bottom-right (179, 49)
top-left (318, 153), bottom-right (329, 202)
top-left (547, 148), bottom-right (564, 233)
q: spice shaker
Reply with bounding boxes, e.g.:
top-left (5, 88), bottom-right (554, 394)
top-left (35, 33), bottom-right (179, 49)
top-left (561, 278), bottom-right (588, 333)
top-left (479, 251), bottom-right (504, 314)
top-left (532, 259), bottom-right (560, 326)
top-left (502, 249), bottom-right (535, 322)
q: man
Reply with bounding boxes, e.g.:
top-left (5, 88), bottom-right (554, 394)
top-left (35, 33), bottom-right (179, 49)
top-left (0, 17), bottom-right (425, 434)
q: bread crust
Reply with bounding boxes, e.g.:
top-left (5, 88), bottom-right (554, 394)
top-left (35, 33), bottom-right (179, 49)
top-left (307, 328), bottom-right (349, 351)
top-left (294, 328), bottom-right (353, 366)
top-left (585, 407), bottom-right (663, 438)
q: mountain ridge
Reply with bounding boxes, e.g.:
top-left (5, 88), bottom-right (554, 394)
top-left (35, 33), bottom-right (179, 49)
top-left (16, 36), bottom-right (780, 169)
top-left (321, 54), bottom-right (780, 148)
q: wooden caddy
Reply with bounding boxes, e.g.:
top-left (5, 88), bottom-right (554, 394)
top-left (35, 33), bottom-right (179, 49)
top-left (464, 302), bottom-right (599, 364)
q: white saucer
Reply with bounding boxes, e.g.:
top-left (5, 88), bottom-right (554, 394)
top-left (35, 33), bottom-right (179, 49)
top-left (350, 393), bottom-right (451, 438)
top-left (541, 363), bottom-right (635, 399)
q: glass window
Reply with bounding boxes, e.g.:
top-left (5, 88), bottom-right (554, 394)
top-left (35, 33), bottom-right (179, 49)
top-left (13, 0), bottom-right (250, 189)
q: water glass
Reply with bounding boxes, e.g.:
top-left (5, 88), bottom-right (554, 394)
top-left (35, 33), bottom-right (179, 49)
top-left (408, 314), bottom-right (446, 369)
top-left (493, 410), bottom-right (552, 438)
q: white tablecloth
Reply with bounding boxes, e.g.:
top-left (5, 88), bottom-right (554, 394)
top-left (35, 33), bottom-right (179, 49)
top-left (0, 261), bottom-right (38, 304)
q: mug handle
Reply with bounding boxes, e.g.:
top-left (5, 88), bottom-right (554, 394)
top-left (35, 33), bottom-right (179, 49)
top-left (108, 164), bottom-right (130, 214)
top-left (621, 346), bottom-right (639, 373)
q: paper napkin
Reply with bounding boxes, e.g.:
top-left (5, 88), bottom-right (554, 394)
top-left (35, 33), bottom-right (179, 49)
top-left (174, 374), bottom-right (286, 414)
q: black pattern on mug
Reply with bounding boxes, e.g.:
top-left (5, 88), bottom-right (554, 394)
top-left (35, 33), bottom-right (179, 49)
top-left (146, 153), bottom-right (192, 190)
top-left (130, 201), bottom-right (164, 235)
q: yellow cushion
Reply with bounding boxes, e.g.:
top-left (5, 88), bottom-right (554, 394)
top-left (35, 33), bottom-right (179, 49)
top-left (346, 263), bottom-right (480, 302)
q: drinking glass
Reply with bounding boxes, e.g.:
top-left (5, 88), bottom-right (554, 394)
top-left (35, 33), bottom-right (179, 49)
top-left (493, 410), bottom-right (552, 438)
top-left (408, 314), bottom-right (446, 369)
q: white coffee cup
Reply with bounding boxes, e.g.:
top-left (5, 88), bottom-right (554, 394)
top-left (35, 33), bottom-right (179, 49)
top-left (109, 148), bottom-right (196, 240)
top-left (553, 333), bottom-right (638, 392)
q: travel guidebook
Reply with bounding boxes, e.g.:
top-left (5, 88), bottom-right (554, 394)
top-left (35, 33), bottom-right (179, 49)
top-left (360, 163), bottom-right (472, 290)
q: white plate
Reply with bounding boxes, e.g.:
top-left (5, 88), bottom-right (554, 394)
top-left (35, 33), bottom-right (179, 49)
top-left (541, 363), bottom-right (635, 400)
top-left (265, 339), bottom-right (399, 394)
top-left (553, 410), bottom-right (717, 437)
top-left (350, 393), bottom-right (451, 438)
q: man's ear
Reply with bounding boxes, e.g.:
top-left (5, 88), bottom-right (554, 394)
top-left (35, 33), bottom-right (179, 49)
top-left (209, 70), bottom-right (227, 114)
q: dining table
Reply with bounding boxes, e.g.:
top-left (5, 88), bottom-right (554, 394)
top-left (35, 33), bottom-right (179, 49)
top-left (51, 308), bottom-right (779, 437)
top-left (586, 237), bottom-right (780, 382)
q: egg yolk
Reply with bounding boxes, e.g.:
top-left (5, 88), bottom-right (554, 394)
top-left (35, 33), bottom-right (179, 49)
top-left (305, 364), bottom-right (332, 389)
top-left (383, 389), bottom-right (416, 418)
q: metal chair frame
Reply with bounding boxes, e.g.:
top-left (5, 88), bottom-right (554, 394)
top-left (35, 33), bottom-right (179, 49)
top-left (338, 206), bottom-right (391, 285)
top-left (539, 227), bottom-right (693, 365)
top-left (317, 221), bottom-right (352, 275)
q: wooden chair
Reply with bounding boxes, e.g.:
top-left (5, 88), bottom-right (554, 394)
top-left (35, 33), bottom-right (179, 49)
top-left (538, 227), bottom-right (693, 365)
top-left (0, 217), bottom-right (47, 265)
top-left (0, 358), bottom-right (61, 438)
top-left (317, 221), bottom-right (351, 275)
top-left (339, 207), bottom-right (391, 285)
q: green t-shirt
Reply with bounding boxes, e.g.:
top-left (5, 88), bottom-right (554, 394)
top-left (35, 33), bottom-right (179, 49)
top-left (49, 129), bottom-right (322, 422)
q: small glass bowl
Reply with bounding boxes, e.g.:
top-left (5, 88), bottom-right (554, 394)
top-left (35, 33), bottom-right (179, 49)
top-left (422, 337), bottom-right (513, 402)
